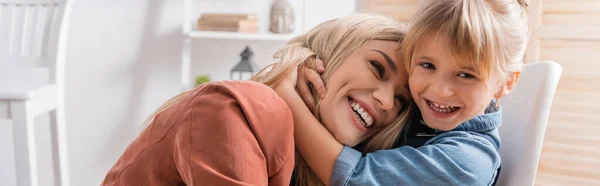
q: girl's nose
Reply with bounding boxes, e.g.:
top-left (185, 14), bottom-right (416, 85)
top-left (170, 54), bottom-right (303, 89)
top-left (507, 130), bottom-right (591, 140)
top-left (430, 76), bottom-right (455, 97)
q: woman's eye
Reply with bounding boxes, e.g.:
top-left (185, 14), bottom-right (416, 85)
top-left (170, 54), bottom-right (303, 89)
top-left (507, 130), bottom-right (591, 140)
top-left (458, 72), bottom-right (476, 79)
top-left (420, 62), bottom-right (435, 70)
top-left (394, 95), bottom-right (406, 104)
top-left (370, 60), bottom-right (385, 78)
top-left (395, 95), bottom-right (409, 112)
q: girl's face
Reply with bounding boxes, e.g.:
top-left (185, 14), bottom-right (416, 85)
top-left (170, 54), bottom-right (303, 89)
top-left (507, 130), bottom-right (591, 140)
top-left (408, 34), bottom-right (503, 131)
top-left (319, 40), bottom-right (410, 147)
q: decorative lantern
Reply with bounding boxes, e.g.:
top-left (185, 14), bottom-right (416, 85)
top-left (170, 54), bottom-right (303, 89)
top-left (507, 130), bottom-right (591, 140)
top-left (230, 46), bottom-right (260, 80)
top-left (269, 0), bottom-right (295, 33)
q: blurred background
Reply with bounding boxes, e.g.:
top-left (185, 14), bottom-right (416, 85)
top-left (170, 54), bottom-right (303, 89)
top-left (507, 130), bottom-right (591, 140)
top-left (0, 0), bottom-right (598, 185)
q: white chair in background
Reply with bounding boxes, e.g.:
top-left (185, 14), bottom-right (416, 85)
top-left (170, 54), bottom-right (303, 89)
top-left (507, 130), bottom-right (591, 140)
top-left (0, 0), bottom-right (73, 186)
top-left (497, 61), bottom-right (563, 186)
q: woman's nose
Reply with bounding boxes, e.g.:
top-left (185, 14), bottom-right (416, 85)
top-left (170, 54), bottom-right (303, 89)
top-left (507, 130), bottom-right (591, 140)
top-left (372, 83), bottom-right (395, 111)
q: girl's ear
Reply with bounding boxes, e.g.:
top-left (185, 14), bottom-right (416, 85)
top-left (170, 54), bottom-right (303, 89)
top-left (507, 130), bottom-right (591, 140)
top-left (495, 71), bottom-right (521, 99)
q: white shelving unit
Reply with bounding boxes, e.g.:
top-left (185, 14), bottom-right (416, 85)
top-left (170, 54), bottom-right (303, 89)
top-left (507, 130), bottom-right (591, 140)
top-left (188, 31), bottom-right (295, 41)
top-left (181, 0), bottom-right (356, 90)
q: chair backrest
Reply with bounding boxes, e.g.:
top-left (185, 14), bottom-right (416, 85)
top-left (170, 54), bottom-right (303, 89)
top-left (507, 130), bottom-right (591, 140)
top-left (0, 0), bottom-right (71, 84)
top-left (497, 61), bottom-right (562, 186)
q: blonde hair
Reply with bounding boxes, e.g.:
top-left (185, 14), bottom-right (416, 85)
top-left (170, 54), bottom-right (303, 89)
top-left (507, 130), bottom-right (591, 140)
top-left (401, 0), bottom-right (530, 81)
top-left (143, 14), bottom-right (409, 186)
top-left (253, 13), bottom-right (409, 186)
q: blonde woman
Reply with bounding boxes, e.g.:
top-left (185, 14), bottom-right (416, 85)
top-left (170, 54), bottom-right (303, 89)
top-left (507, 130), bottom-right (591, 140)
top-left (101, 14), bottom-right (411, 186)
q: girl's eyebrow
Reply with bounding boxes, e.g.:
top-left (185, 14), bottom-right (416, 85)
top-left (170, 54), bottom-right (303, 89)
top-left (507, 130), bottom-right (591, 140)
top-left (459, 65), bottom-right (477, 72)
top-left (371, 50), bottom-right (397, 72)
top-left (416, 55), bottom-right (437, 63)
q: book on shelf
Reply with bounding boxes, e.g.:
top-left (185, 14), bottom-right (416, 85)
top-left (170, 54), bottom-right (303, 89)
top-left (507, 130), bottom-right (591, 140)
top-left (197, 25), bottom-right (258, 33)
top-left (197, 13), bottom-right (258, 33)
top-left (199, 13), bottom-right (257, 22)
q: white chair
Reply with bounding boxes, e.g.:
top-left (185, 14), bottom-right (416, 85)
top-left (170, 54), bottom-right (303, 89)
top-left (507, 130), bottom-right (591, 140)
top-left (0, 0), bottom-right (73, 186)
top-left (497, 61), bottom-right (563, 186)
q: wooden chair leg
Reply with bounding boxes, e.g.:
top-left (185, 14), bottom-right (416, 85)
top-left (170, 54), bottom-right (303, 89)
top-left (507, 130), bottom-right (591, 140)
top-left (10, 101), bottom-right (39, 186)
top-left (49, 106), bottom-right (70, 186)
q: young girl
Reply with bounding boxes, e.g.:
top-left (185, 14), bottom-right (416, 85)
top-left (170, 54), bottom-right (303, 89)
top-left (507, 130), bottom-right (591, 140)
top-left (101, 14), bottom-right (411, 186)
top-left (281, 0), bottom-right (530, 185)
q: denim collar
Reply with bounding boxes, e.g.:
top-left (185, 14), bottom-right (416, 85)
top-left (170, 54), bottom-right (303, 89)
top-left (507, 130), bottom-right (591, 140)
top-left (419, 101), bottom-right (502, 133)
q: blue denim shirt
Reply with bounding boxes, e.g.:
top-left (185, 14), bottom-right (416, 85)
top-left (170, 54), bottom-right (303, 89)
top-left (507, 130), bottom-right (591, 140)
top-left (332, 107), bottom-right (502, 186)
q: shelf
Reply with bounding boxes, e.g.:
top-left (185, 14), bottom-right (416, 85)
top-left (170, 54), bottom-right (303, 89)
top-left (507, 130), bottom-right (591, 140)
top-left (188, 30), bottom-right (297, 41)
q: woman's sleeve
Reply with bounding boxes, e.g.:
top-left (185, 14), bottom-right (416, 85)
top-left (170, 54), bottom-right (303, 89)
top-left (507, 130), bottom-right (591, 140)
top-left (172, 81), bottom-right (295, 186)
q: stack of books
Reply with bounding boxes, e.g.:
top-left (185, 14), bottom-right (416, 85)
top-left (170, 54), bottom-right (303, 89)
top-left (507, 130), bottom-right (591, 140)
top-left (197, 13), bottom-right (258, 33)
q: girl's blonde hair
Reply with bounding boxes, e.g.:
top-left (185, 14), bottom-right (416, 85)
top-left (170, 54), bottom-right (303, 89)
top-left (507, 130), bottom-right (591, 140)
top-left (143, 14), bottom-right (409, 186)
top-left (401, 0), bottom-right (530, 81)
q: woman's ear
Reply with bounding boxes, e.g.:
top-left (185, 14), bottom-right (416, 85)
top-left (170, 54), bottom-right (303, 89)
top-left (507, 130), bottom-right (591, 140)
top-left (495, 71), bottom-right (521, 99)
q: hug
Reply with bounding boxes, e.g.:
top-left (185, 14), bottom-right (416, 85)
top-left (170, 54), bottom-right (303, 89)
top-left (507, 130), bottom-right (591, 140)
top-left (102, 0), bottom-right (530, 185)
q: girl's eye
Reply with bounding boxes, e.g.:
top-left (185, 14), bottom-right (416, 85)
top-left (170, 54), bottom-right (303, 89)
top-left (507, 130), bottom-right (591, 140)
top-left (370, 60), bottom-right (385, 78)
top-left (457, 72), bottom-right (476, 79)
top-left (420, 62), bottom-right (435, 70)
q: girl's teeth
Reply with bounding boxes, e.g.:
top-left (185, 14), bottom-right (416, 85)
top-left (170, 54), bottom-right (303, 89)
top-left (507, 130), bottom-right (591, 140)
top-left (428, 100), bottom-right (458, 113)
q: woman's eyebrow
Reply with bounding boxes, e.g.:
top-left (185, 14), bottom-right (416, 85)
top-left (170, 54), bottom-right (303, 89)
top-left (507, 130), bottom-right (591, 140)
top-left (371, 50), bottom-right (397, 72)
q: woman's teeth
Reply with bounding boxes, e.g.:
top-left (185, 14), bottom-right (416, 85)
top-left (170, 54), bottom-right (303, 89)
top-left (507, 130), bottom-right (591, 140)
top-left (428, 100), bottom-right (459, 113)
top-left (350, 100), bottom-right (373, 128)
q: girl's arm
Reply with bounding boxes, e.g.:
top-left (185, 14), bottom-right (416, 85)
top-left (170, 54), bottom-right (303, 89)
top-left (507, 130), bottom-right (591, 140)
top-left (275, 85), bottom-right (343, 186)
top-left (287, 64), bottom-right (501, 186)
top-left (329, 132), bottom-right (501, 186)
top-left (280, 89), bottom-right (501, 186)
top-left (274, 63), bottom-right (343, 186)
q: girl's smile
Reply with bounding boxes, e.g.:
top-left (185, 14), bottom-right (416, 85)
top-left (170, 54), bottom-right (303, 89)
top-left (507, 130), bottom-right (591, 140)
top-left (425, 99), bottom-right (460, 118)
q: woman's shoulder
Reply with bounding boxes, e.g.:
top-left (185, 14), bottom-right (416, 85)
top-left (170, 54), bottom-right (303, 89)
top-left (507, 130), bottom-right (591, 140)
top-left (189, 80), bottom-right (292, 123)
top-left (189, 80), bottom-right (278, 103)
top-left (193, 80), bottom-right (274, 95)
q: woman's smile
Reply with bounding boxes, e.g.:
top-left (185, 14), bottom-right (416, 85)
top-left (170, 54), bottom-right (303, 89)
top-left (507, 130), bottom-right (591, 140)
top-left (347, 97), bottom-right (376, 133)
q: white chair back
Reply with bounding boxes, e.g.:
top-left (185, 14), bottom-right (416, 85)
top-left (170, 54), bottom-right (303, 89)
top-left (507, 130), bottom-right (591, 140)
top-left (497, 61), bottom-right (563, 186)
top-left (0, 0), bottom-right (71, 84)
top-left (0, 1), bottom-right (72, 186)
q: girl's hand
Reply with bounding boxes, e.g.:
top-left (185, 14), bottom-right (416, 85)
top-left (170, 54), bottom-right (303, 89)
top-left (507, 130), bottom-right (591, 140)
top-left (297, 58), bottom-right (326, 115)
top-left (272, 64), bottom-right (299, 96)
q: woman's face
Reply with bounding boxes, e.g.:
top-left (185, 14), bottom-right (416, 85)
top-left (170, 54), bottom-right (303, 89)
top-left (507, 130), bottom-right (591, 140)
top-left (319, 40), bottom-right (410, 147)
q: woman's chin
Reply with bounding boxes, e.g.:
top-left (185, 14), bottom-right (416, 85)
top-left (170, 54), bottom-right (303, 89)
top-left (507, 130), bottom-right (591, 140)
top-left (335, 136), bottom-right (360, 147)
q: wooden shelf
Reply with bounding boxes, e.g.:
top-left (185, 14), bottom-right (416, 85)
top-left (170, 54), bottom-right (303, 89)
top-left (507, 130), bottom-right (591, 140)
top-left (188, 30), bottom-right (297, 41)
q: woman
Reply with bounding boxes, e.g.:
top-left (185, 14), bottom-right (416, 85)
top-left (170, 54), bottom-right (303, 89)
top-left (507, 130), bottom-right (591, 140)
top-left (101, 14), bottom-right (410, 186)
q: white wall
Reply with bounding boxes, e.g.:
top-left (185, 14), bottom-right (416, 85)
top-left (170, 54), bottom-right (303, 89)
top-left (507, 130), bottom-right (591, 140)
top-left (63, 1), bottom-right (182, 185)
top-left (0, 0), bottom-right (356, 185)
top-left (64, 1), bottom-right (290, 185)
